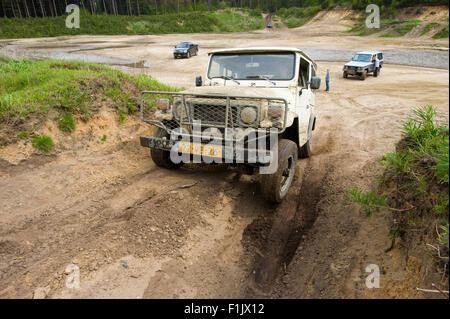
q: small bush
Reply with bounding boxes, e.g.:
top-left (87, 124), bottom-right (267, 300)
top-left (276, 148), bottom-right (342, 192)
top-left (32, 134), bottom-right (54, 152)
top-left (58, 113), bottom-right (76, 133)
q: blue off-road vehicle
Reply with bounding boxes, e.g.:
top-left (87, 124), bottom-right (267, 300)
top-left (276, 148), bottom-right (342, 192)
top-left (343, 51), bottom-right (384, 80)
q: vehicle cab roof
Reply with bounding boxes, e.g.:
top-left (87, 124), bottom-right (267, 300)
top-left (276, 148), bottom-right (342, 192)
top-left (356, 51), bottom-right (382, 55)
top-left (208, 47), bottom-right (316, 64)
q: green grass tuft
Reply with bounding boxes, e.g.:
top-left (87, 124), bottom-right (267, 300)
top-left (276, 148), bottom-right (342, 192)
top-left (32, 134), bottom-right (54, 152)
top-left (17, 131), bottom-right (30, 139)
top-left (58, 113), bottom-right (76, 133)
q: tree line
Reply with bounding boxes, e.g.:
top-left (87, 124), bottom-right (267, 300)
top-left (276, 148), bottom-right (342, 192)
top-left (0, 0), bottom-right (447, 18)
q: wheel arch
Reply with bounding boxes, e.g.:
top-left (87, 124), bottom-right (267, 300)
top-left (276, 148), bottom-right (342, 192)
top-left (281, 117), bottom-right (299, 147)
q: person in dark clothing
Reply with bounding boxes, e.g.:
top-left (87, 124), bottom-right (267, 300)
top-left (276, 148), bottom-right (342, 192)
top-left (325, 69), bottom-right (331, 92)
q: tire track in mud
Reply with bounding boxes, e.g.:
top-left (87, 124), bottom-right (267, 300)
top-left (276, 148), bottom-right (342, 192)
top-left (243, 132), bottom-right (337, 296)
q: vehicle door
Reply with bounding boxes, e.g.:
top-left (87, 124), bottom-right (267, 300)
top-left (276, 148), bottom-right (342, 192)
top-left (377, 53), bottom-right (383, 67)
top-left (370, 54), bottom-right (377, 72)
top-left (296, 57), bottom-right (312, 146)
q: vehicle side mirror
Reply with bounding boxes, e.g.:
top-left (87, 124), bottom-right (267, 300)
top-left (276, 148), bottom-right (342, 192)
top-left (310, 76), bottom-right (321, 90)
top-left (196, 76), bottom-right (202, 87)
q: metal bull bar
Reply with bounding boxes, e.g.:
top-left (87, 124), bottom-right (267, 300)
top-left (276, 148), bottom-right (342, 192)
top-left (139, 91), bottom-right (289, 138)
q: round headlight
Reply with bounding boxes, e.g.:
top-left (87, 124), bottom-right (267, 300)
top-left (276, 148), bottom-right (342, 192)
top-left (240, 107), bottom-right (257, 124)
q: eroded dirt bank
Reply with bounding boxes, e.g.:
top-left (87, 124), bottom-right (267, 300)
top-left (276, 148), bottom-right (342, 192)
top-left (0, 16), bottom-right (449, 298)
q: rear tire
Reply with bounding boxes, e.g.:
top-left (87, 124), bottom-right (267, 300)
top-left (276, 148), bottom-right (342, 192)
top-left (260, 139), bottom-right (298, 204)
top-left (150, 128), bottom-right (183, 169)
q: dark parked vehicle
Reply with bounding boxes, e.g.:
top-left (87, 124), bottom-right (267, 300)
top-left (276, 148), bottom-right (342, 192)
top-left (343, 51), bottom-right (384, 80)
top-left (173, 42), bottom-right (198, 59)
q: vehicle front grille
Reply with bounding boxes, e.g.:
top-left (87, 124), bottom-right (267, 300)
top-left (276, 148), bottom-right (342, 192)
top-left (190, 102), bottom-right (240, 127)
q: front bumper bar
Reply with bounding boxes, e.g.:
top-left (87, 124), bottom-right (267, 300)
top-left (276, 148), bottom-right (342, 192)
top-left (140, 135), bottom-right (273, 164)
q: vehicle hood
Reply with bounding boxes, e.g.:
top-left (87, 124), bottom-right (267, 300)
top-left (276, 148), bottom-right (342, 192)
top-left (174, 48), bottom-right (188, 52)
top-left (182, 85), bottom-right (294, 102)
top-left (179, 86), bottom-right (298, 125)
top-left (345, 61), bottom-right (371, 67)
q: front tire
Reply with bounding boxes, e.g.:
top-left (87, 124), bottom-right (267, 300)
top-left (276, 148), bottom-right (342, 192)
top-left (343, 71), bottom-right (348, 78)
top-left (150, 128), bottom-right (183, 169)
top-left (260, 139), bottom-right (298, 204)
top-left (360, 70), bottom-right (367, 80)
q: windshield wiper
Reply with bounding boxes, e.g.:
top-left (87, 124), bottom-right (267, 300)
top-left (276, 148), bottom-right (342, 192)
top-left (210, 76), bottom-right (240, 85)
top-left (246, 75), bottom-right (276, 85)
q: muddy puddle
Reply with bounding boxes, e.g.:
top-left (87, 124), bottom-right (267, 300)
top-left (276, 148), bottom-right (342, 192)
top-left (2, 40), bottom-right (448, 71)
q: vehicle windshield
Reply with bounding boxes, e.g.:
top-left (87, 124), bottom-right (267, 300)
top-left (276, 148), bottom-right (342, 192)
top-left (176, 43), bottom-right (189, 48)
top-left (352, 54), bottom-right (372, 62)
top-left (208, 52), bottom-right (296, 81)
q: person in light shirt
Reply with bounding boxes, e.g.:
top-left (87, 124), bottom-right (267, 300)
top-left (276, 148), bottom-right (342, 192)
top-left (325, 69), bottom-right (331, 92)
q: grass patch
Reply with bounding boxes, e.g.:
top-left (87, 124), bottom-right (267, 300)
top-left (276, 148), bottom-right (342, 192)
top-left (0, 58), bottom-right (177, 146)
top-left (32, 134), bottom-right (54, 152)
top-left (274, 6), bottom-right (321, 28)
top-left (0, 55), bottom-right (12, 64)
top-left (433, 25), bottom-right (449, 39)
top-left (0, 10), bottom-right (264, 39)
top-left (349, 18), bottom-right (422, 37)
top-left (380, 19), bottom-right (421, 37)
top-left (17, 131), bottom-right (30, 139)
top-left (347, 105), bottom-right (449, 269)
top-left (57, 113), bottom-right (76, 133)
top-left (421, 22), bottom-right (441, 36)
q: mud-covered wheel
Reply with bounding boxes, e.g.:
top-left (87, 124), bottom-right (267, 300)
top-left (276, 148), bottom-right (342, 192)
top-left (150, 127), bottom-right (183, 169)
top-left (360, 70), bottom-right (367, 80)
top-left (260, 139), bottom-right (298, 204)
top-left (299, 138), bottom-right (312, 158)
top-left (187, 51), bottom-right (191, 58)
top-left (343, 71), bottom-right (348, 78)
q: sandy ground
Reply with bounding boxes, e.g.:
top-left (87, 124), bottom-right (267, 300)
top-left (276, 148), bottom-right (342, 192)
top-left (0, 11), bottom-right (449, 299)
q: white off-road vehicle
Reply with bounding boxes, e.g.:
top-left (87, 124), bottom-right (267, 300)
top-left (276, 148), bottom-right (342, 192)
top-left (140, 47), bottom-right (320, 203)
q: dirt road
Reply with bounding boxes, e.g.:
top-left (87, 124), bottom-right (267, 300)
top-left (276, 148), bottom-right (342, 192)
top-left (0, 11), bottom-right (449, 299)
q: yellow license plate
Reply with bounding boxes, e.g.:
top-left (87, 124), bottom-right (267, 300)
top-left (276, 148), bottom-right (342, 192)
top-left (179, 142), bottom-right (222, 157)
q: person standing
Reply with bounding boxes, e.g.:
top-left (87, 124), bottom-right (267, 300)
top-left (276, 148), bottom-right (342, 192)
top-left (325, 69), bottom-right (331, 92)
top-left (374, 56), bottom-right (380, 77)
